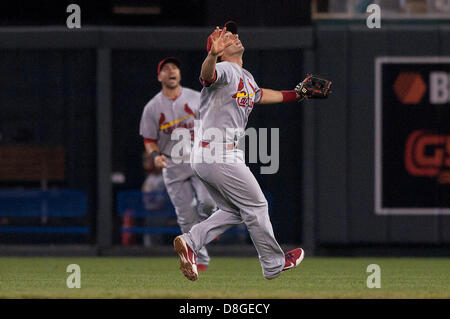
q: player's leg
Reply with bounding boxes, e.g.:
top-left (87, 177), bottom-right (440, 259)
top-left (182, 173), bottom-right (243, 253)
top-left (174, 165), bottom-right (243, 281)
top-left (179, 162), bottom-right (245, 254)
top-left (182, 208), bottom-right (242, 253)
top-left (190, 173), bottom-right (217, 220)
top-left (210, 163), bottom-right (286, 279)
top-left (163, 164), bottom-right (210, 266)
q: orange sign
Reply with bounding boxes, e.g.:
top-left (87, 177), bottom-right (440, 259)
top-left (404, 130), bottom-right (450, 184)
top-left (393, 72), bottom-right (427, 104)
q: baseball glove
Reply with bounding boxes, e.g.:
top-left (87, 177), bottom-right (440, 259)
top-left (295, 74), bottom-right (332, 100)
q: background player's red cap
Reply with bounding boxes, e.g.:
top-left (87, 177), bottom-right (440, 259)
top-left (157, 56), bottom-right (181, 75)
top-left (206, 20), bottom-right (238, 52)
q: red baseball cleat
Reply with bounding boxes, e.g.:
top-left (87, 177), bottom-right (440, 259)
top-left (197, 264), bottom-right (208, 272)
top-left (282, 248), bottom-right (305, 271)
top-left (173, 236), bottom-right (198, 281)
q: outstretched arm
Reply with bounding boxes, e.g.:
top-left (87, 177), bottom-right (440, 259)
top-left (257, 88), bottom-right (304, 104)
top-left (257, 74), bottom-right (333, 104)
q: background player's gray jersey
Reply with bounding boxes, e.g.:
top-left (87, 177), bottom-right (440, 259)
top-left (139, 86), bottom-right (216, 265)
top-left (140, 87), bottom-right (200, 157)
top-left (197, 62), bottom-right (262, 143)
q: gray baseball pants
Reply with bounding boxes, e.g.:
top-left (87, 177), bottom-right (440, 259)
top-left (183, 161), bottom-right (285, 279)
top-left (163, 161), bottom-right (216, 265)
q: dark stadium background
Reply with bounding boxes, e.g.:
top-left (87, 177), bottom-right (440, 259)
top-left (0, 0), bottom-right (449, 257)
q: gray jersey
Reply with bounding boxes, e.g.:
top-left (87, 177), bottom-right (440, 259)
top-left (185, 64), bottom-right (286, 280)
top-left (197, 62), bottom-right (262, 143)
top-left (139, 87), bottom-right (200, 157)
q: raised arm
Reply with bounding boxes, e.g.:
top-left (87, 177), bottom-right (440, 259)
top-left (200, 26), bottom-right (236, 83)
top-left (201, 52), bottom-right (219, 83)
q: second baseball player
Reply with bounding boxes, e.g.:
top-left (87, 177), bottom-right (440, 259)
top-left (140, 57), bottom-right (217, 271)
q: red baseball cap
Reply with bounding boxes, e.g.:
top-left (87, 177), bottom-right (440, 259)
top-left (157, 57), bottom-right (181, 75)
top-left (206, 20), bottom-right (238, 52)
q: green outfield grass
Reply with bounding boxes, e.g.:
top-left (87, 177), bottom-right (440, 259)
top-left (0, 256), bottom-right (448, 299)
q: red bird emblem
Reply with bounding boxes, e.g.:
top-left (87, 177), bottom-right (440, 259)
top-left (237, 78), bottom-right (244, 91)
top-left (232, 79), bottom-right (246, 98)
top-left (184, 104), bottom-right (196, 118)
top-left (158, 113), bottom-right (166, 125)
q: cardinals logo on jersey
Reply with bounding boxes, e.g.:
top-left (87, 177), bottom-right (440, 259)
top-left (232, 78), bottom-right (256, 108)
top-left (158, 104), bottom-right (196, 140)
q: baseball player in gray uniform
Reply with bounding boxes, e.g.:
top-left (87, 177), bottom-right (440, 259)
top-left (174, 22), bottom-right (308, 281)
top-left (140, 57), bottom-right (217, 271)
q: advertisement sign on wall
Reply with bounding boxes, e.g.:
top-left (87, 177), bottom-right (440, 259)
top-left (375, 57), bottom-right (450, 215)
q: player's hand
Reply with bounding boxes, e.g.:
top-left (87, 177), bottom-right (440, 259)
top-left (209, 26), bottom-right (236, 57)
top-left (154, 155), bottom-right (168, 169)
